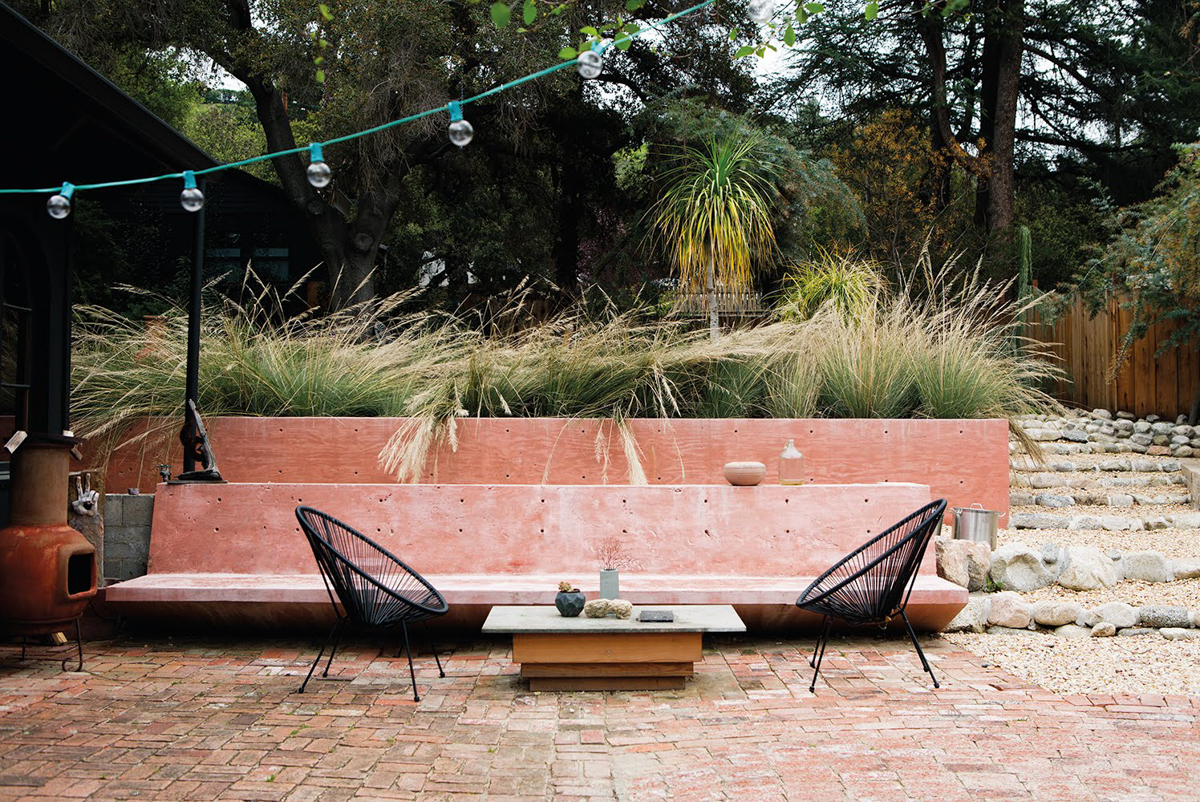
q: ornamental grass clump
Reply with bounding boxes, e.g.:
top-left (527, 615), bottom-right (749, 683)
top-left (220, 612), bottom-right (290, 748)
top-left (72, 267), bottom-right (1059, 482)
top-left (777, 248), bottom-right (886, 321)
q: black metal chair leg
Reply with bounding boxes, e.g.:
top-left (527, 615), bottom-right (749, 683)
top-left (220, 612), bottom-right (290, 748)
top-left (299, 619), bottom-right (340, 693)
top-left (810, 616), bottom-right (832, 692)
top-left (901, 611), bottom-right (939, 689)
top-left (401, 620), bottom-right (420, 702)
top-left (322, 618), bottom-right (344, 678)
top-left (61, 620), bottom-right (83, 672)
top-left (422, 621), bottom-right (445, 678)
top-left (810, 615), bottom-right (828, 668)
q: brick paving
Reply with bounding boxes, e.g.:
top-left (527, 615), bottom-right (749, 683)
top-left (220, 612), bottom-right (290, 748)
top-left (1, 632), bottom-right (1197, 800)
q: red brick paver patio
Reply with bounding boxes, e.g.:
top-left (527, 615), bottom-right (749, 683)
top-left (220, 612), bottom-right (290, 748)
top-left (1, 634), bottom-right (1197, 800)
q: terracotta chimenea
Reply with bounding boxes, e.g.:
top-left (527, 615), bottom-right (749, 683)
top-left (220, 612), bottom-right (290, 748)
top-left (0, 434), bottom-right (97, 659)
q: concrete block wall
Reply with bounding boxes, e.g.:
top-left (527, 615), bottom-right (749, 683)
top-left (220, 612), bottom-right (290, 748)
top-left (104, 493), bottom-right (154, 582)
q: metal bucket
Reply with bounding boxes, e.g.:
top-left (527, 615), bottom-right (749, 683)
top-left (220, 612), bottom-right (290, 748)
top-left (950, 503), bottom-right (1003, 550)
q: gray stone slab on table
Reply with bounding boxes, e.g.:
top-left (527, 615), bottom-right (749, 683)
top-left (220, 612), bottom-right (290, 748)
top-left (482, 604), bottom-right (745, 634)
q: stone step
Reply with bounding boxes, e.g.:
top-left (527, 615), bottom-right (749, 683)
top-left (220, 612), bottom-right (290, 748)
top-left (1010, 457), bottom-right (1183, 473)
top-left (1011, 440), bottom-right (1195, 457)
top-left (1010, 491), bottom-right (1192, 508)
top-left (1011, 472), bottom-right (1186, 489)
top-left (1010, 511), bottom-right (1200, 531)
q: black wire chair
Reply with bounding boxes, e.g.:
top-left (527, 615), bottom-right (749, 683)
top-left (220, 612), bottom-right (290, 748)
top-left (796, 499), bottom-right (948, 692)
top-left (296, 506), bottom-right (449, 700)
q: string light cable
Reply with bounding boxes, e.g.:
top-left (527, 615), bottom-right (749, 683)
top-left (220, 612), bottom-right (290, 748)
top-left (1, 0), bottom-right (716, 218)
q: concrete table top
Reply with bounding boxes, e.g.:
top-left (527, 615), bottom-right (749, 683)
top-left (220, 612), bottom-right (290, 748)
top-left (481, 604), bottom-right (746, 634)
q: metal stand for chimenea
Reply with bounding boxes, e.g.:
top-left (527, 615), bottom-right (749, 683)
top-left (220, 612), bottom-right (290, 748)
top-left (14, 619), bottom-right (84, 672)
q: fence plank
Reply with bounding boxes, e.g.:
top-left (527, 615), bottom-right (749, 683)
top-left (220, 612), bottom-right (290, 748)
top-left (1029, 295), bottom-right (1198, 418)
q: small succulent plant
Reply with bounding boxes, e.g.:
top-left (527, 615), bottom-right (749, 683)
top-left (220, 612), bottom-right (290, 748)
top-left (558, 580), bottom-right (579, 593)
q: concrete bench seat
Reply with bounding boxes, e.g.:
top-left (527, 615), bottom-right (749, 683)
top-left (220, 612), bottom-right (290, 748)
top-left (106, 573), bottom-right (964, 631)
top-left (104, 481), bottom-right (967, 631)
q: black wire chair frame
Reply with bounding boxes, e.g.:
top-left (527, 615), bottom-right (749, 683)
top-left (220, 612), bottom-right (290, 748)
top-left (796, 499), bottom-right (948, 692)
top-left (295, 505), bottom-right (449, 700)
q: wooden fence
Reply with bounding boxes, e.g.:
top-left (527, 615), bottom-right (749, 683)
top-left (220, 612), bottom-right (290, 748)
top-left (1025, 295), bottom-right (1199, 419)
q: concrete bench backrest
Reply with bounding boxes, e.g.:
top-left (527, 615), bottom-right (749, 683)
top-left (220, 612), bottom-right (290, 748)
top-left (149, 482), bottom-right (935, 579)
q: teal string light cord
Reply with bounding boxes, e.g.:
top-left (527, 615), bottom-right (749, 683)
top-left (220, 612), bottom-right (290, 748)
top-left (0, 0), bottom-right (714, 197)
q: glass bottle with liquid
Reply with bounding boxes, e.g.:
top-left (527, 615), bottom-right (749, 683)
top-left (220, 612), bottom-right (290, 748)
top-left (779, 439), bottom-right (805, 485)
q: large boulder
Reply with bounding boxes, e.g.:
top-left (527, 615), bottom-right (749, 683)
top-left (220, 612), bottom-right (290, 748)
top-left (1120, 551), bottom-right (1175, 583)
top-left (935, 539), bottom-right (970, 589)
top-left (1171, 559), bottom-right (1200, 580)
top-left (1054, 624), bottom-right (1092, 638)
top-left (987, 592), bottom-right (1031, 629)
top-left (1032, 600), bottom-right (1085, 627)
top-left (1056, 546), bottom-right (1118, 591)
top-left (1138, 605), bottom-right (1191, 629)
top-left (944, 593), bottom-right (992, 633)
top-left (990, 544), bottom-right (1055, 592)
top-left (1081, 602), bottom-right (1139, 629)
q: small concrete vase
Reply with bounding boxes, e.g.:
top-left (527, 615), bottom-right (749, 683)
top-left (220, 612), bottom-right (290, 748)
top-left (555, 590), bottom-right (586, 617)
top-left (599, 568), bottom-right (619, 599)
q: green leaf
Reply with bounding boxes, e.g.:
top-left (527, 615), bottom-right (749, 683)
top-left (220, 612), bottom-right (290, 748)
top-left (317, 3), bottom-right (333, 21)
top-left (797, 9), bottom-right (808, 23)
top-left (621, 22), bottom-right (640, 34)
top-left (728, 27), bottom-right (738, 40)
top-left (581, 25), bottom-right (599, 37)
top-left (734, 45), bottom-right (756, 58)
top-left (804, 2), bottom-right (825, 13)
top-left (523, 0), bottom-right (536, 25)
top-left (783, 25), bottom-right (795, 45)
top-left (313, 55), bottom-right (324, 65)
top-left (490, 2), bottom-right (511, 27)
top-left (865, 1), bottom-right (878, 20)
top-left (315, 69), bottom-right (326, 83)
top-left (318, 38), bottom-right (328, 47)
top-left (625, 0), bottom-right (646, 9)
top-left (559, 46), bottom-right (578, 60)
top-left (616, 36), bottom-right (633, 50)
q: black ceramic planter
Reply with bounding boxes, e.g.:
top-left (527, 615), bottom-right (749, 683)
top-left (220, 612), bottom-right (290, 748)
top-left (555, 590), bottom-right (586, 617)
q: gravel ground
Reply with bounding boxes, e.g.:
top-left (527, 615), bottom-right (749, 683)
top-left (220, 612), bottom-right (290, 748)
top-left (1019, 577), bottom-right (1200, 608)
top-left (997, 527), bottom-right (1200, 558)
top-left (943, 629), bottom-right (1200, 697)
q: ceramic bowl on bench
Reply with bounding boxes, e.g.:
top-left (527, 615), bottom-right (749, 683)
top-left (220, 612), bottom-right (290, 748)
top-left (723, 461), bottom-right (766, 486)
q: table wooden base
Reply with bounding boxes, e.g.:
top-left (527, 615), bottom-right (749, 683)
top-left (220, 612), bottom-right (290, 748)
top-left (512, 631), bottom-right (701, 691)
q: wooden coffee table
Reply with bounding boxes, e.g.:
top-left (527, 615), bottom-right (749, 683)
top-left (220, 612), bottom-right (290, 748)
top-left (482, 605), bottom-right (746, 690)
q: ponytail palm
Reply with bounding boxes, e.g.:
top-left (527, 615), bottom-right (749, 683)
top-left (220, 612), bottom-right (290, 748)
top-left (648, 135), bottom-right (778, 338)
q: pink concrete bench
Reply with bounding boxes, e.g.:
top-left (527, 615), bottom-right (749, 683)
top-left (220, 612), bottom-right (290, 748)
top-left (106, 481), bottom-right (967, 631)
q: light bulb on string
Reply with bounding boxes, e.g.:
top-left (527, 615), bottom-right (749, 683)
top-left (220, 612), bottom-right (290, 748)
top-left (577, 48), bottom-right (602, 79)
top-left (46, 182), bottom-right (75, 219)
top-left (447, 101), bottom-right (474, 147)
top-left (307, 142), bottom-right (332, 188)
top-left (180, 170), bottom-right (205, 212)
top-left (747, 0), bottom-right (773, 23)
